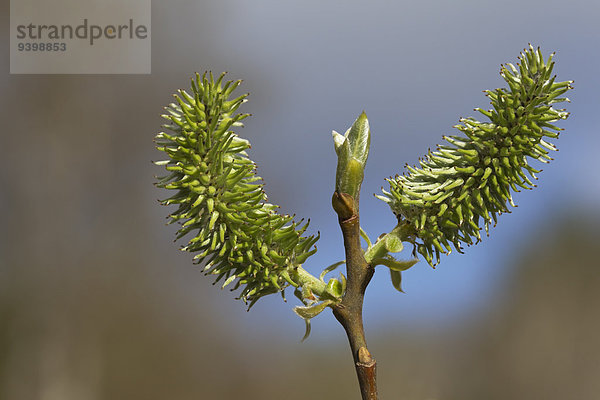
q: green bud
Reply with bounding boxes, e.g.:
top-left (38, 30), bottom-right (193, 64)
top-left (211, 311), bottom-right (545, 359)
top-left (334, 112), bottom-right (371, 201)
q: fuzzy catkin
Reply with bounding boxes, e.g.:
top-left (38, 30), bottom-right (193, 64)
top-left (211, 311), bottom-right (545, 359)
top-left (378, 46), bottom-right (572, 266)
top-left (155, 73), bottom-right (319, 307)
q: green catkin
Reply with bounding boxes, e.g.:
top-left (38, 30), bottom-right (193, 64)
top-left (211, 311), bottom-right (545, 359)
top-left (155, 72), bottom-right (319, 307)
top-left (378, 46), bottom-right (572, 266)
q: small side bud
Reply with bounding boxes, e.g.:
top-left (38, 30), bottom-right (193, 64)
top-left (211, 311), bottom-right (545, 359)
top-left (332, 192), bottom-right (355, 220)
top-left (358, 346), bottom-right (374, 365)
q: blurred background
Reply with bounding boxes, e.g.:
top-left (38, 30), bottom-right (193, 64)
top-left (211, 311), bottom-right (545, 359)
top-left (1, 1), bottom-right (599, 399)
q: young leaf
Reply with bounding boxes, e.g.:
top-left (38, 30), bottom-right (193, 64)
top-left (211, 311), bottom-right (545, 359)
top-left (372, 257), bottom-right (418, 271)
top-left (294, 300), bottom-right (336, 341)
top-left (384, 233), bottom-right (404, 253)
top-left (390, 270), bottom-right (404, 293)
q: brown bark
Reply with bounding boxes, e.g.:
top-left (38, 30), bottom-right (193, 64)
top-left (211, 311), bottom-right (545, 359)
top-left (331, 192), bottom-right (378, 400)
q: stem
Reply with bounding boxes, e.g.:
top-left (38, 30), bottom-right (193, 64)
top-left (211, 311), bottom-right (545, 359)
top-left (291, 265), bottom-right (330, 298)
top-left (331, 192), bottom-right (378, 400)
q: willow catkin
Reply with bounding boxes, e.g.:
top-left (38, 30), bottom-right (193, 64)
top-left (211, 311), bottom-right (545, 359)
top-left (378, 46), bottom-right (573, 266)
top-left (155, 73), bottom-right (319, 307)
